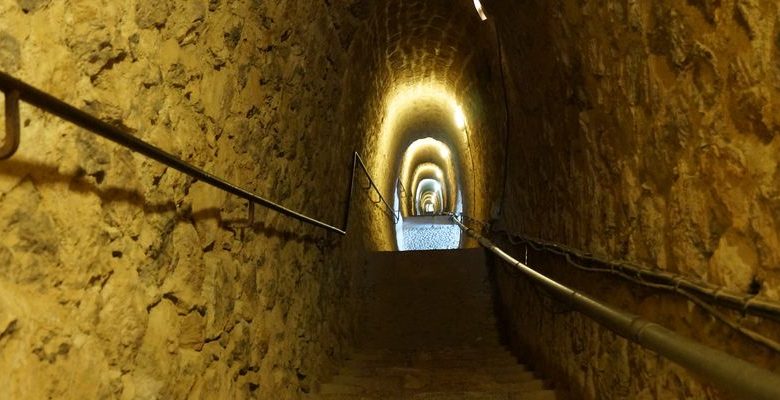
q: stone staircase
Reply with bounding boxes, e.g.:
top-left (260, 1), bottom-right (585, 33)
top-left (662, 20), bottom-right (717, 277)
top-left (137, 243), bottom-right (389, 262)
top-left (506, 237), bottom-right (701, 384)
top-left (312, 249), bottom-right (558, 400)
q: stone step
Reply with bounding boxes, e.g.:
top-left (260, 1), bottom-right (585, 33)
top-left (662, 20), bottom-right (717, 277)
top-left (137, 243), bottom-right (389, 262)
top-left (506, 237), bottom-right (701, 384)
top-left (313, 250), bottom-right (557, 400)
top-left (337, 365), bottom-right (530, 378)
top-left (347, 347), bottom-right (513, 361)
top-left (313, 389), bottom-right (557, 400)
top-left (330, 370), bottom-right (537, 390)
top-left (359, 250), bottom-right (503, 352)
top-left (320, 378), bottom-right (546, 396)
top-left (358, 334), bottom-right (505, 351)
top-left (315, 390), bottom-right (557, 400)
top-left (346, 353), bottom-right (516, 364)
top-left (344, 355), bottom-right (520, 369)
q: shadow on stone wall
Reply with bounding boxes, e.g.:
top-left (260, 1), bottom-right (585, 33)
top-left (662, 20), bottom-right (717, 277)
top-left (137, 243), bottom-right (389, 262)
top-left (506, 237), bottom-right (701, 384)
top-left (0, 158), bottom-right (336, 246)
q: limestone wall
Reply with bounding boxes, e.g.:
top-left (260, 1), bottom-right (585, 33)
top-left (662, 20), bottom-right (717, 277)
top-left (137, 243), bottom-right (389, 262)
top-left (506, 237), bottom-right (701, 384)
top-left (0, 1), bottom-right (382, 398)
top-left (487, 0), bottom-right (780, 398)
top-left (493, 0), bottom-right (780, 300)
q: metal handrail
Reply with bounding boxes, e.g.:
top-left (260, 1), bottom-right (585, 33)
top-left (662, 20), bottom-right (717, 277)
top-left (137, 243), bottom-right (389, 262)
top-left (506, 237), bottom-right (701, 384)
top-left (353, 151), bottom-right (398, 225)
top-left (457, 212), bottom-right (780, 324)
top-left (454, 214), bottom-right (780, 350)
top-left (395, 177), bottom-right (409, 200)
top-left (504, 231), bottom-right (780, 323)
top-left (451, 214), bottom-right (780, 400)
top-left (505, 231), bottom-right (780, 352)
top-left (0, 71), bottom-right (395, 235)
top-left (453, 213), bottom-right (780, 324)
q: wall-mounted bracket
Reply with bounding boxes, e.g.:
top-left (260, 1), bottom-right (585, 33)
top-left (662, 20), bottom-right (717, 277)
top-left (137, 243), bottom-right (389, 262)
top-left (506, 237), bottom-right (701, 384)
top-left (0, 90), bottom-right (20, 160)
top-left (247, 201), bottom-right (255, 225)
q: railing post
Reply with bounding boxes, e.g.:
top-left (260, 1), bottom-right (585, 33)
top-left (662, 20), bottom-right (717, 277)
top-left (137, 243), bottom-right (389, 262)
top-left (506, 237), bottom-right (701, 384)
top-left (0, 89), bottom-right (20, 160)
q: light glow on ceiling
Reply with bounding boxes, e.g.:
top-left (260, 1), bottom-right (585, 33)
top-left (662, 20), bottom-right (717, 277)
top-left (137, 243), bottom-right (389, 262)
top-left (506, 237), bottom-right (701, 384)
top-left (454, 106), bottom-right (467, 130)
top-left (400, 138), bottom-right (454, 210)
top-left (404, 137), bottom-right (453, 160)
top-left (473, 0), bottom-right (487, 21)
top-left (377, 84), bottom-right (468, 172)
top-left (411, 163), bottom-right (445, 182)
top-left (438, 144), bottom-right (451, 160)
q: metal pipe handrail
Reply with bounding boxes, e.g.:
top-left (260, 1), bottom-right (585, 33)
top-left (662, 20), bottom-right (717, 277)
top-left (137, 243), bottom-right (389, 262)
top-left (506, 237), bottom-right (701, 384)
top-left (506, 231), bottom-right (780, 351)
top-left (353, 151), bottom-right (399, 224)
top-left (504, 231), bottom-right (780, 323)
top-left (459, 211), bottom-right (780, 323)
top-left (451, 214), bottom-right (780, 400)
top-left (0, 71), bottom-right (395, 235)
top-left (454, 214), bottom-right (780, 350)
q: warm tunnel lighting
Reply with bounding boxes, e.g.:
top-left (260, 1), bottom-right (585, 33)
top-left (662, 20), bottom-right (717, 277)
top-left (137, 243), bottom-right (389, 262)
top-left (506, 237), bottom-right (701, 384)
top-left (454, 106), bottom-right (467, 131)
top-left (376, 83), bottom-right (470, 168)
top-left (416, 180), bottom-right (444, 215)
top-left (377, 82), bottom-right (470, 251)
top-left (439, 144), bottom-right (451, 160)
top-left (473, 0), bottom-right (488, 21)
top-left (412, 163), bottom-right (445, 185)
top-left (409, 163), bottom-right (449, 214)
top-left (400, 176), bottom-right (459, 250)
top-left (399, 138), bottom-right (457, 217)
top-left (405, 138), bottom-right (454, 163)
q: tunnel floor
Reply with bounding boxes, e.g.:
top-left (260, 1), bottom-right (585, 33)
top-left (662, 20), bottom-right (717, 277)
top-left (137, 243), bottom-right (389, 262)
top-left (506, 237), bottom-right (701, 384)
top-left (396, 216), bottom-right (461, 251)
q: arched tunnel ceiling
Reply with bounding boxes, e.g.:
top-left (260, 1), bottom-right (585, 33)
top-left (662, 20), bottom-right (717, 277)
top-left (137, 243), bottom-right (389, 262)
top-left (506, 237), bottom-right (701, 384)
top-left (400, 138), bottom-right (457, 217)
top-left (378, 0), bottom-right (482, 88)
top-left (410, 163), bottom-right (446, 215)
top-left (417, 179), bottom-right (444, 214)
top-left (336, 0), bottom-right (505, 248)
top-left (376, 84), bottom-right (475, 230)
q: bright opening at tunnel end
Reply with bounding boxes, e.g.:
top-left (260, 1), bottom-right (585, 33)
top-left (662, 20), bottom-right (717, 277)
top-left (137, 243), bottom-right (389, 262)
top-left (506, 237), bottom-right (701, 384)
top-left (376, 81), bottom-right (474, 252)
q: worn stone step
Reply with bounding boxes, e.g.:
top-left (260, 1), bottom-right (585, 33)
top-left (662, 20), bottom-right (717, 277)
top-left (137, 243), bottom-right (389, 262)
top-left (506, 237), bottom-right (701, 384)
top-left (422, 389), bottom-right (557, 400)
top-left (345, 353), bottom-right (516, 365)
top-left (359, 335), bottom-right (506, 351)
top-left (344, 355), bottom-right (520, 369)
top-left (314, 250), bottom-right (558, 400)
top-left (320, 378), bottom-right (546, 396)
top-left (332, 370), bottom-right (535, 383)
top-left (402, 372), bottom-right (536, 388)
top-left (348, 347), bottom-right (513, 361)
top-left (322, 377), bottom-right (404, 393)
top-left (337, 365), bottom-right (530, 378)
top-left (316, 387), bottom-right (556, 399)
top-left (331, 371), bottom-right (538, 392)
top-left (359, 250), bottom-right (502, 352)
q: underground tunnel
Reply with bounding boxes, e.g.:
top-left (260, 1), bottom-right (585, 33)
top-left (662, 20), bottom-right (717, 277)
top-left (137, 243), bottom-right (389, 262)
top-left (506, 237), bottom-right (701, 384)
top-left (1, 0), bottom-right (780, 399)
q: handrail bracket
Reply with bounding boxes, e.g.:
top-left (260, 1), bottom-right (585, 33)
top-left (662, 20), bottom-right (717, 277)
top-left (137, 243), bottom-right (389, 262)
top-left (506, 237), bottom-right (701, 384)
top-left (1, 89), bottom-right (20, 160)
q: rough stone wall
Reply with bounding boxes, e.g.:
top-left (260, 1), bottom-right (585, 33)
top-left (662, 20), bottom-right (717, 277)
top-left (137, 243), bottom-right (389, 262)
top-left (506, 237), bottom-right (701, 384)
top-left (493, 0), bottom-right (780, 299)
top-left (486, 0), bottom-right (780, 398)
top-left (0, 1), bottom-right (379, 398)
